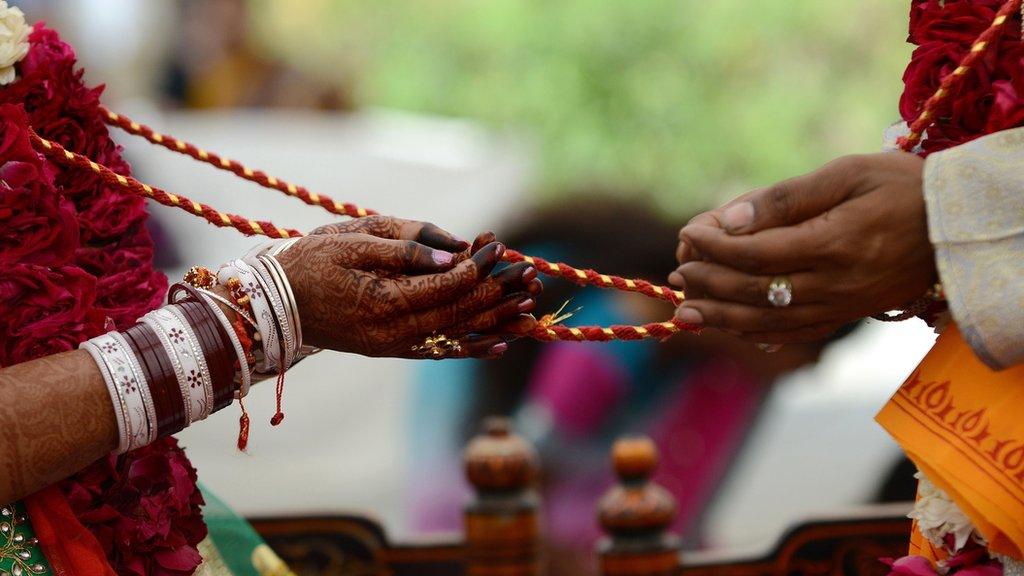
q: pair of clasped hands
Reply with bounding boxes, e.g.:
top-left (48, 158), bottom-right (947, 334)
top-left (277, 150), bottom-right (937, 361)
top-left (669, 151), bottom-right (938, 344)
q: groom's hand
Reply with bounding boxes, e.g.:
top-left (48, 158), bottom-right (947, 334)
top-left (668, 152), bottom-right (935, 343)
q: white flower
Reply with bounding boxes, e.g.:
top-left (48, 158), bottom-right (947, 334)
top-left (908, 471), bottom-right (982, 552)
top-left (0, 1), bottom-right (29, 86)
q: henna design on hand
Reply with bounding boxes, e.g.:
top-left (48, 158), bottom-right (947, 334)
top-left (0, 350), bottom-right (117, 503)
top-left (277, 231), bottom-right (541, 359)
top-left (310, 215), bottom-right (470, 253)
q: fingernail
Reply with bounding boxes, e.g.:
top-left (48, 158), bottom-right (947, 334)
top-left (518, 298), bottom-right (535, 313)
top-left (676, 241), bottom-right (691, 262)
top-left (527, 279), bottom-right (543, 294)
top-left (472, 242), bottom-right (501, 272)
top-left (722, 202), bottom-right (755, 233)
top-left (522, 266), bottom-right (537, 282)
top-left (432, 250), bottom-right (454, 265)
top-left (676, 307), bottom-right (703, 325)
top-left (668, 270), bottom-right (685, 289)
top-left (495, 243), bottom-right (506, 259)
top-left (489, 342), bottom-right (508, 355)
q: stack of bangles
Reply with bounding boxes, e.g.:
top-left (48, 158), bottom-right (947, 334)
top-left (81, 239), bottom-right (314, 453)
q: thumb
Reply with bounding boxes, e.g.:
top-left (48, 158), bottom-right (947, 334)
top-left (337, 235), bottom-right (458, 275)
top-left (720, 156), bottom-right (859, 235)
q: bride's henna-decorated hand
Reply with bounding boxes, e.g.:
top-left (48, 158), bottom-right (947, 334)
top-left (277, 232), bottom-right (539, 359)
top-left (310, 219), bottom-right (542, 334)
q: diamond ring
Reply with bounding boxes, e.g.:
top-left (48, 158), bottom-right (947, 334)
top-left (767, 276), bottom-right (793, 307)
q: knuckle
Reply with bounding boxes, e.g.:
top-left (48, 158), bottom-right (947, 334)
top-left (744, 277), bottom-right (766, 305)
top-left (403, 240), bottom-right (422, 262)
top-left (700, 306), bottom-right (724, 328)
top-left (828, 155), bottom-right (867, 184)
top-left (759, 312), bottom-right (789, 332)
top-left (734, 244), bottom-right (765, 273)
top-left (764, 185), bottom-right (797, 222)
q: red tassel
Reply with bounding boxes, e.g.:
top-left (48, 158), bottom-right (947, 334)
top-left (270, 368), bottom-right (286, 426)
top-left (237, 397), bottom-right (251, 451)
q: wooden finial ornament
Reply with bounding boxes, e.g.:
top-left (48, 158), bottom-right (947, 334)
top-left (463, 417), bottom-right (542, 576)
top-left (597, 436), bottom-right (681, 576)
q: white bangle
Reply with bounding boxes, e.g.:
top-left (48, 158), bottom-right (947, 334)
top-left (165, 305), bottom-right (216, 423)
top-left (83, 332), bottom-right (148, 452)
top-left (195, 287), bottom-right (258, 331)
top-left (110, 332), bottom-right (158, 448)
top-left (246, 256), bottom-right (293, 371)
top-left (256, 255), bottom-right (299, 369)
top-left (197, 292), bottom-right (253, 400)
top-left (81, 341), bottom-right (130, 455)
top-left (260, 254), bottom-right (302, 352)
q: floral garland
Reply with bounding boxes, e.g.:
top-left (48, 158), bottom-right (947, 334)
top-left (902, 0), bottom-right (1024, 156)
top-left (886, 1), bottom-right (1024, 575)
top-left (0, 7), bottom-right (206, 576)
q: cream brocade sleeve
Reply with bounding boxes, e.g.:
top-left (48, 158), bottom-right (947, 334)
top-left (923, 128), bottom-right (1024, 370)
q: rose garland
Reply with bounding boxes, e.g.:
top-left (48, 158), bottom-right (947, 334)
top-left (0, 14), bottom-right (206, 576)
top-left (885, 1), bottom-right (1024, 575)
top-left (901, 0), bottom-right (1024, 156)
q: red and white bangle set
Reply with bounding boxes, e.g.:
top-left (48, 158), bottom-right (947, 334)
top-left (81, 240), bottom-right (304, 454)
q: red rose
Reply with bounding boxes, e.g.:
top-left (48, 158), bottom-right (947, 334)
top-left (0, 104), bottom-right (79, 266)
top-left (93, 243), bottom-right (168, 328)
top-left (75, 182), bottom-right (149, 240)
top-left (62, 438), bottom-right (207, 576)
top-left (902, 0), bottom-right (1024, 155)
top-left (909, 1), bottom-right (1002, 46)
top-left (0, 264), bottom-right (104, 365)
top-left (0, 161), bottom-right (79, 266)
top-left (900, 39), bottom-right (968, 120)
top-left (984, 43), bottom-right (1024, 132)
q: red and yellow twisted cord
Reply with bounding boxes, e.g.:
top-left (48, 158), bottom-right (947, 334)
top-left (33, 128), bottom-right (692, 341)
top-left (31, 132), bottom-right (301, 238)
top-left (100, 107), bottom-right (378, 220)
top-left (98, 107), bottom-right (685, 306)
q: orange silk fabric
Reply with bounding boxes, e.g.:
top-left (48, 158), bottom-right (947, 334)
top-left (23, 486), bottom-right (116, 576)
top-left (877, 325), bottom-right (1024, 560)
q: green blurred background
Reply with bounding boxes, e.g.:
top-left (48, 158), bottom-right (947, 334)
top-left (253, 0), bottom-right (910, 213)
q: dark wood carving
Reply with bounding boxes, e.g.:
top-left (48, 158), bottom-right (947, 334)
top-left (463, 417), bottom-right (543, 576)
top-left (677, 504), bottom-right (913, 576)
top-left (597, 436), bottom-right (682, 576)
top-left (249, 425), bottom-right (914, 576)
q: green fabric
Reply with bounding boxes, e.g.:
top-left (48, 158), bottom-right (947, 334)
top-left (0, 502), bottom-right (52, 576)
top-left (200, 485), bottom-right (266, 576)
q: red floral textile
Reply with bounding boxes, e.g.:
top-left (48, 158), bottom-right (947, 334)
top-left (0, 24), bottom-right (207, 575)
